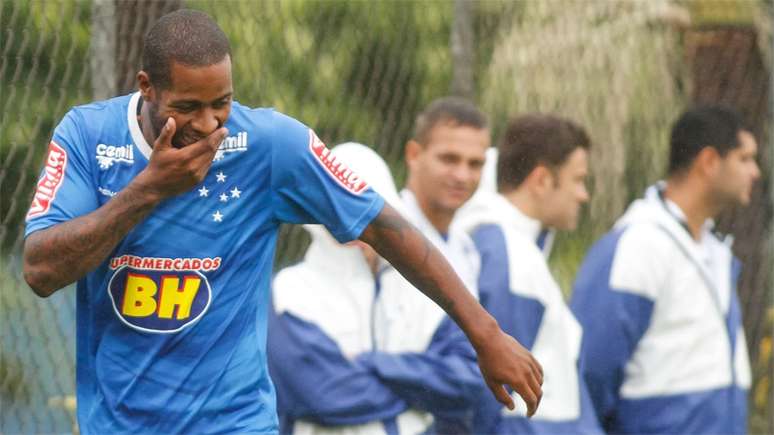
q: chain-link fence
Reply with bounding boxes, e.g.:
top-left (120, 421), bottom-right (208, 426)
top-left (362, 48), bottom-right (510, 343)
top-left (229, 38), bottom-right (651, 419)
top-left (1, 0), bottom-right (772, 433)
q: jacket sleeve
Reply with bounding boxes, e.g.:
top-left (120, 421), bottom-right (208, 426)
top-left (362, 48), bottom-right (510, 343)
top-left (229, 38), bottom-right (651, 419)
top-left (356, 316), bottom-right (484, 421)
top-left (268, 309), bottom-right (408, 426)
top-left (472, 224), bottom-right (545, 350)
top-left (467, 223), bottom-right (546, 432)
top-left (570, 229), bottom-right (656, 431)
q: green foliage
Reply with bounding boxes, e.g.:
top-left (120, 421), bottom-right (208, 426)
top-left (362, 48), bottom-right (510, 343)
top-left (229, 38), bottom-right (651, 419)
top-left (190, 0), bottom-right (453, 187)
top-left (188, 0), bottom-right (455, 268)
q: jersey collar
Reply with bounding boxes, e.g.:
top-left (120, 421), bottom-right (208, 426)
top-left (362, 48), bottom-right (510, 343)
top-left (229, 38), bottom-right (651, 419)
top-left (128, 92), bottom-right (153, 160)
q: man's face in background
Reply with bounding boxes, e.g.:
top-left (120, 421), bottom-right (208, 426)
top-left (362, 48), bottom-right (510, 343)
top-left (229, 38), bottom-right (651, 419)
top-left (539, 147), bottom-right (590, 230)
top-left (711, 130), bottom-right (760, 208)
top-left (406, 122), bottom-right (490, 217)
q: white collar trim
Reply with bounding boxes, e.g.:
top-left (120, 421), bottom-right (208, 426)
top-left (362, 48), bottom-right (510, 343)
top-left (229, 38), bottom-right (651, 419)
top-left (128, 92), bottom-right (153, 160)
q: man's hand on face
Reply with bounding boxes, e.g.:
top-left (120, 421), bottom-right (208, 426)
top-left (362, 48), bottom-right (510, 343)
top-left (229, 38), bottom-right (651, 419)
top-left (476, 327), bottom-right (544, 417)
top-left (135, 117), bottom-right (228, 201)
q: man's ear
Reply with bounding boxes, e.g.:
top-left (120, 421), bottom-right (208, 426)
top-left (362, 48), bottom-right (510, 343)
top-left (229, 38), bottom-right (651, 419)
top-left (695, 146), bottom-right (722, 178)
top-left (405, 139), bottom-right (422, 169)
top-left (137, 71), bottom-right (154, 101)
top-left (525, 164), bottom-right (554, 196)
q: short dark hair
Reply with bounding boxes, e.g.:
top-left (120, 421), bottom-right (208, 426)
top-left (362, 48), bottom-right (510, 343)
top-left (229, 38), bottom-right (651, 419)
top-left (497, 114), bottom-right (590, 192)
top-left (142, 9), bottom-right (232, 89)
top-left (668, 105), bottom-right (744, 175)
top-left (413, 97), bottom-right (488, 145)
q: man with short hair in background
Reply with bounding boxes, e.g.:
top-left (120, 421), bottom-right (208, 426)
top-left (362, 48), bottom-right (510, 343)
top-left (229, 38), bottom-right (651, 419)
top-left (373, 96), bottom-right (491, 433)
top-left (571, 105), bottom-right (758, 434)
top-left (456, 114), bottom-right (603, 434)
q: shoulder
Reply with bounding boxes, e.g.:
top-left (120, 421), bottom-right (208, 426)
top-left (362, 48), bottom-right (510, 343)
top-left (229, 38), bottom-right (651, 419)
top-left (617, 222), bottom-right (675, 256)
top-left (60, 94), bottom-right (132, 146)
top-left (272, 264), bottom-right (315, 312)
top-left (69, 94), bottom-right (131, 124)
top-left (229, 102), bottom-right (308, 139)
top-left (273, 263), bottom-right (310, 290)
top-left (471, 223), bottom-right (543, 263)
top-left (582, 223), bottom-right (673, 299)
top-left (472, 223), bottom-right (547, 282)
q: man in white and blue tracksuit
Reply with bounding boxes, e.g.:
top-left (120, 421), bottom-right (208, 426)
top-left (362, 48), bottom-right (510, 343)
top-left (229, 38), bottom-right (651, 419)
top-left (571, 105), bottom-right (759, 434)
top-left (457, 114), bottom-right (603, 434)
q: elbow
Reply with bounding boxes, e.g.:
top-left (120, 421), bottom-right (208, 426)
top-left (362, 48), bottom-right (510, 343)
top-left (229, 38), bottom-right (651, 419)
top-left (23, 265), bottom-right (56, 298)
top-left (22, 251), bottom-right (57, 298)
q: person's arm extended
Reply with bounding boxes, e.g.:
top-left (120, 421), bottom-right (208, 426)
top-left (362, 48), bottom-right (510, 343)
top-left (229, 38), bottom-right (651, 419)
top-left (357, 316), bottom-right (483, 418)
top-left (359, 204), bottom-right (544, 416)
top-left (23, 118), bottom-right (227, 297)
top-left (269, 310), bottom-right (408, 425)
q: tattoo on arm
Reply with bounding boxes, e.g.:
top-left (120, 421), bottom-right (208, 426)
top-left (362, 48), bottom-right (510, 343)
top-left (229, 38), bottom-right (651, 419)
top-left (23, 184), bottom-right (160, 296)
top-left (361, 204), bottom-right (458, 315)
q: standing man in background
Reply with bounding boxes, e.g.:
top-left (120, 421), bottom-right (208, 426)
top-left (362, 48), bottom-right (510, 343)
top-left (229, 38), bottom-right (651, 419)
top-left (374, 96), bottom-right (490, 433)
top-left (269, 139), bottom-right (483, 434)
top-left (269, 143), bottom-right (421, 434)
top-left (571, 106), bottom-right (758, 434)
top-left (20, 10), bottom-right (542, 433)
top-left (456, 114), bottom-right (602, 434)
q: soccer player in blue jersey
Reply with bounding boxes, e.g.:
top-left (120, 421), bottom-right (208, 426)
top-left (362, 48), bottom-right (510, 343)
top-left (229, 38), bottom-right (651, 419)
top-left (21, 9), bottom-right (542, 434)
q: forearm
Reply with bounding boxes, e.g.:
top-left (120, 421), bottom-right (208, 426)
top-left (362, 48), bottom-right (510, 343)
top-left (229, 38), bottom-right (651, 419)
top-left (360, 316), bottom-right (483, 414)
top-left (269, 312), bottom-right (408, 425)
top-left (359, 204), bottom-right (499, 349)
top-left (23, 180), bottom-right (162, 296)
top-left (363, 351), bottom-right (482, 412)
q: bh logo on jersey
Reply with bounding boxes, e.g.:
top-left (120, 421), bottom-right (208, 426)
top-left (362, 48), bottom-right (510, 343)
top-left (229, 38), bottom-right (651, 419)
top-left (107, 255), bottom-right (221, 333)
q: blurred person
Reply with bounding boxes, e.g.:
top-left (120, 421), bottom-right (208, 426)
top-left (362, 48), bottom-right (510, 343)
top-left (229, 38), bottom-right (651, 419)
top-left (456, 114), bottom-right (603, 434)
top-left (269, 143), bottom-right (412, 434)
top-left (373, 97), bottom-right (491, 433)
top-left (571, 105), bottom-right (759, 434)
top-left (269, 142), bottom-right (481, 434)
top-left (20, 10), bottom-right (542, 434)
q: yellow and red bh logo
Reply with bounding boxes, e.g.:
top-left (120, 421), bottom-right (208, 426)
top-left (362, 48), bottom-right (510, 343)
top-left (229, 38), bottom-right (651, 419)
top-left (108, 265), bottom-right (212, 333)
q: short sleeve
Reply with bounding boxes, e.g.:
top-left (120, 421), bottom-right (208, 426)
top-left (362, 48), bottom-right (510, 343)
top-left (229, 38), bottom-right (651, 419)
top-left (269, 112), bottom-right (384, 243)
top-left (25, 109), bottom-right (99, 237)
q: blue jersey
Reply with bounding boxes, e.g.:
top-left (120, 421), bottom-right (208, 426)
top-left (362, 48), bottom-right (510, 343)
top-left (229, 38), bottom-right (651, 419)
top-left (24, 92), bottom-right (385, 434)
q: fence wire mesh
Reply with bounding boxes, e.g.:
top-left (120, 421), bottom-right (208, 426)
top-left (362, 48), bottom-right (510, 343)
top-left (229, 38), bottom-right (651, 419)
top-left (1, 0), bottom-right (772, 433)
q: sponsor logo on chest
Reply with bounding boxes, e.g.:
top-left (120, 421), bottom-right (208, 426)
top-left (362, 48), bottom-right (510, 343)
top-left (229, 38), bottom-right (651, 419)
top-left (27, 141), bottom-right (67, 219)
top-left (107, 255), bottom-right (221, 333)
top-left (213, 131), bottom-right (248, 161)
top-left (96, 143), bottom-right (134, 169)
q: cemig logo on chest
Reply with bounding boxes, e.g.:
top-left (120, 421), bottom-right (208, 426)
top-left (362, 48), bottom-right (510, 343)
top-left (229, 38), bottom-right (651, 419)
top-left (107, 255), bottom-right (221, 333)
top-left (96, 144), bottom-right (134, 170)
top-left (27, 142), bottom-right (67, 219)
top-left (213, 131), bottom-right (248, 161)
top-left (308, 131), bottom-right (368, 194)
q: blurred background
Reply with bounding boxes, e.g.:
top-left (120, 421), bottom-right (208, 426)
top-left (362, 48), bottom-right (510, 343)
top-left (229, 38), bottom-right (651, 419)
top-left (0, 0), bottom-right (771, 433)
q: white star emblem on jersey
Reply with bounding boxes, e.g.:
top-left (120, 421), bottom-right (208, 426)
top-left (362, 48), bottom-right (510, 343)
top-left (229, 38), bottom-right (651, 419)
top-left (219, 193), bottom-right (229, 202)
top-left (212, 210), bottom-right (223, 222)
top-left (230, 187), bottom-right (241, 198)
top-left (198, 186), bottom-right (209, 197)
top-left (216, 171), bottom-right (227, 183)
